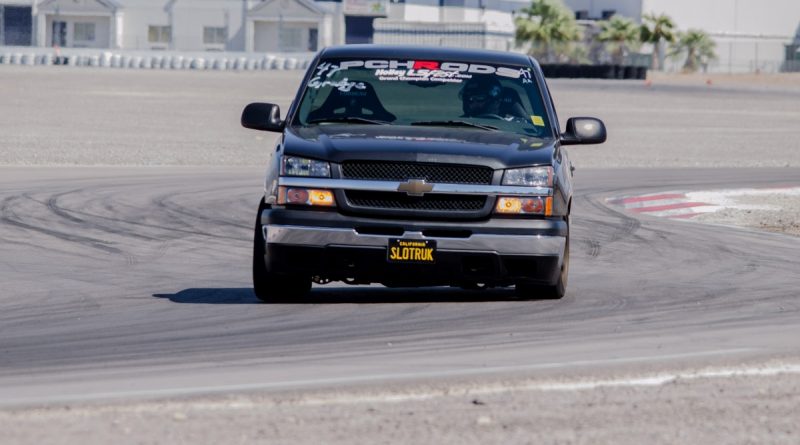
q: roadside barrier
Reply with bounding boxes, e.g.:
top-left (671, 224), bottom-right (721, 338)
top-left (0, 50), bottom-right (638, 77)
top-left (541, 64), bottom-right (648, 80)
top-left (0, 47), bottom-right (314, 72)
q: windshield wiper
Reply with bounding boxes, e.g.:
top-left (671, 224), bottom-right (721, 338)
top-left (410, 120), bottom-right (498, 131)
top-left (306, 116), bottom-right (390, 125)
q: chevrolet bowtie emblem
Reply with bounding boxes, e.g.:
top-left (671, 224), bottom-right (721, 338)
top-left (397, 179), bottom-right (433, 196)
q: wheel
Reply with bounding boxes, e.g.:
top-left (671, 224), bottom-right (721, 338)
top-left (252, 199), bottom-right (311, 303)
top-left (515, 216), bottom-right (569, 300)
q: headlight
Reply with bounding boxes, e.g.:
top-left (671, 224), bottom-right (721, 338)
top-left (502, 166), bottom-right (553, 187)
top-left (277, 187), bottom-right (336, 207)
top-left (282, 156), bottom-right (331, 177)
top-left (494, 196), bottom-right (552, 216)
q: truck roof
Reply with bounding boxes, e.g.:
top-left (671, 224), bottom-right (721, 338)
top-left (318, 45), bottom-right (536, 67)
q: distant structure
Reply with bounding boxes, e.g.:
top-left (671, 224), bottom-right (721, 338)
top-left (786, 26), bottom-right (800, 72)
top-left (0, 0), bottom-right (522, 52)
top-left (1, 0), bottom-right (797, 72)
top-left (0, 1), bottom-right (34, 46)
top-left (564, 0), bottom-right (800, 72)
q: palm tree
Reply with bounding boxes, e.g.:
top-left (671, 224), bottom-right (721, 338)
top-left (515, 0), bottom-right (582, 63)
top-left (597, 15), bottom-right (640, 65)
top-left (670, 29), bottom-right (717, 72)
top-left (640, 13), bottom-right (676, 70)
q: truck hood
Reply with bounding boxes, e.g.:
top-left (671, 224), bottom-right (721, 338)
top-left (283, 124), bottom-right (557, 169)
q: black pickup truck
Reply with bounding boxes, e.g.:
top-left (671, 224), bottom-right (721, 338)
top-left (242, 45), bottom-right (606, 302)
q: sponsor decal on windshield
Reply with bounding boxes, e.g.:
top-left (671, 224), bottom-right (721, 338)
top-left (308, 61), bottom-right (366, 92)
top-left (307, 60), bottom-right (534, 88)
top-left (307, 77), bottom-right (366, 92)
top-left (314, 61), bottom-right (345, 78)
top-left (520, 68), bottom-right (533, 84)
top-left (375, 69), bottom-right (470, 83)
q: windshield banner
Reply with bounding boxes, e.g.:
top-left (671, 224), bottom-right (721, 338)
top-left (310, 60), bottom-right (532, 89)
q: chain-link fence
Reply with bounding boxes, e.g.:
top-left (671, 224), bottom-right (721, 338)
top-left (661, 34), bottom-right (797, 74)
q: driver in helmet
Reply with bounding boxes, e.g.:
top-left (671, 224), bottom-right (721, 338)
top-left (460, 76), bottom-right (503, 117)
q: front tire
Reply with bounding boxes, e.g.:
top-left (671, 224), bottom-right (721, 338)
top-left (253, 199), bottom-right (311, 303)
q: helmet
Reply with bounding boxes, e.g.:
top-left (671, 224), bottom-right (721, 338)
top-left (460, 76), bottom-right (503, 116)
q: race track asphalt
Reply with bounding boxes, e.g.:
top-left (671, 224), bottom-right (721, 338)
top-left (1, 166), bottom-right (798, 406)
top-left (1, 66), bottom-right (799, 442)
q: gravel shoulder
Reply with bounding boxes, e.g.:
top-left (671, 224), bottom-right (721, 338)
top-left (3, 361), bottom-right (800, 445)
top-left (693, 191), bottom-right (800, 237)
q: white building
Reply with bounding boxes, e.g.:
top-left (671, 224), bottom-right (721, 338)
top-left (245, 0), bottom-right (334, 52)
top-left (564, 0), bottom-right (800, 72)
top-left (34, 0), bottom-right (119, 49)
top-left (373, 0), bottom-right (518, 50)
top-left (4, 0), bottom-right (795, 72)
top-left (0, 0), bottom-right (524, 52)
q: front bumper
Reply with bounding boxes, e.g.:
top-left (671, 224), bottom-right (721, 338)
top-left (260, 208), bottom-right (566, 286)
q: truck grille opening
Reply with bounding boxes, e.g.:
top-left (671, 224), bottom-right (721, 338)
top-left (421, 229), bottom-right (472, 238)
top-left (345, 190), bottom-right (486, 211)
top-left (355, 226), bottom-right (405, 236)
top-left (341, 161), bottom-right (493, 185)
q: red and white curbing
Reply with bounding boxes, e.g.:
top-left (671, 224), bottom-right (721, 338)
top-left (606, 191), bottom-right (720, 219)
top-left (606, 187), bottom-right (800, 220)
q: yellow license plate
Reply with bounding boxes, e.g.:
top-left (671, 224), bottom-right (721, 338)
top-left (387, 239), bottom-right (436, 264)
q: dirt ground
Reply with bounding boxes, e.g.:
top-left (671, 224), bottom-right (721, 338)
top-left (3, 363), bottom-right (800, 445)
top-left (694, 192), bottom-right (800, 237)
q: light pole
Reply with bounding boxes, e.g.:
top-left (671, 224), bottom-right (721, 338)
top-left (54, 5), bottom-right (60, 47)
top-left (728, 0), bottom-right (738, 73)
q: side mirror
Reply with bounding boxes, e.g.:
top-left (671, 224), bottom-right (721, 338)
top-left (241, 102), bottom-right (285, 132)
top-left (560, 117), bottom-right (606, 145)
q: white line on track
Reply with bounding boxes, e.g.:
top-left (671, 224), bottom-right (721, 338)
top-left (0, 348), bottom-right (761, 407)
top-left (298, 363), bottom-right (800, 406)
top-left (532, 363), bottom-right (800, 391)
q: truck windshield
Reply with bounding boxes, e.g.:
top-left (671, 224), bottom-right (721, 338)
top-left (293, 58), bottom-right (552, 137)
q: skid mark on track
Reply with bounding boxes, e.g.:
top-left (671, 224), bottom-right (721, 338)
top-left (41, 191), bottom-right (161, 243)
top-left (46, 190), bottom-right (87, 224)
top-left (585, 192), bottom-right (642, 239)
top-left (152, 194), bottom-right (248, 241)
top-left (1, 195), bottom-right (123, 255)
top-left (23, 186), bottom-right (252, 256)
top-left (572, 191), bottom-right (644, 259)
top-left (579, 238), bottom-right (601, 257)
top-left (149, 182), bottom-right (253, 230)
